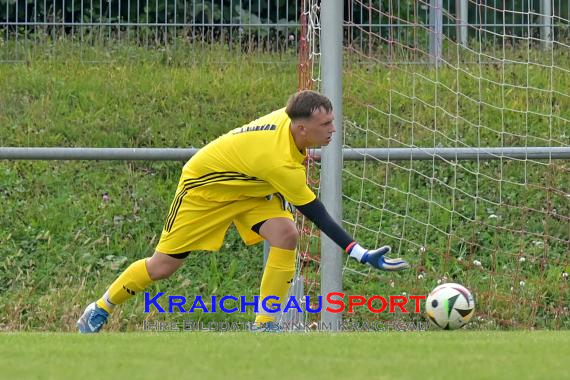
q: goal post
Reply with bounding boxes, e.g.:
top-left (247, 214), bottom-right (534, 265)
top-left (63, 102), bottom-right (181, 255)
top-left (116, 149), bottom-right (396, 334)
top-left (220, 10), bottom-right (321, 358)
top-left (319, 0), bottom-right (345, 330)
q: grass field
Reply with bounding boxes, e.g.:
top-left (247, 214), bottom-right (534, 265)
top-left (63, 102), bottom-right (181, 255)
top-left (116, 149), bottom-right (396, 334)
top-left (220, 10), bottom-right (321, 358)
top-left (2, 331), bottom-right (569, 379)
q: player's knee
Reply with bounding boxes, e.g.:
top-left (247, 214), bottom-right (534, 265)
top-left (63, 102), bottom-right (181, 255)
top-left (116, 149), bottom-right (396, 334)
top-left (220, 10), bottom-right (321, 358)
top-left (259, 218), bottom-right (299, 250)
top-left (278, 225), bottom-right (299, 249)
top-left (146, 254), bottom-right (182, 280)
top-left (148, 266), bottom-right (176, 280)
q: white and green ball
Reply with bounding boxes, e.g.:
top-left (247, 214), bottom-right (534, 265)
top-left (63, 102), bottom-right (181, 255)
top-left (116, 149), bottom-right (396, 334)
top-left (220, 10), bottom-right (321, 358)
top-left (426, 283), bottom-right (475, 330)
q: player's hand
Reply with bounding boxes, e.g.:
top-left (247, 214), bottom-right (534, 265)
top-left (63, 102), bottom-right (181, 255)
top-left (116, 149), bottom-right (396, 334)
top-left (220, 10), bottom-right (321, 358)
top-left (361, 246), bottom-right (410, 271)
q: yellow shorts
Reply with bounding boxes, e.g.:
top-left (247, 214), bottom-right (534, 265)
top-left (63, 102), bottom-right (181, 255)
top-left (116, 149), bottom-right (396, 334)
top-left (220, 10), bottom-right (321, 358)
top-left (156, 193), bottom-right (293, 254)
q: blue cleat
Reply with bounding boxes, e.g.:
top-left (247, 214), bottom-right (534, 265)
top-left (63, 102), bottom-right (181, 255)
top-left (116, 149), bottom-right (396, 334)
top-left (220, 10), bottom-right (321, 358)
top-left (77, 302), bottom-right (109, 333)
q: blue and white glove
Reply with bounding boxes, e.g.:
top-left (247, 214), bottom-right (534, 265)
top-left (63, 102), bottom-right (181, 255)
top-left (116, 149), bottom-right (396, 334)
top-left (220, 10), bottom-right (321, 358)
top-left (347, 243), bottom-right (410, 271)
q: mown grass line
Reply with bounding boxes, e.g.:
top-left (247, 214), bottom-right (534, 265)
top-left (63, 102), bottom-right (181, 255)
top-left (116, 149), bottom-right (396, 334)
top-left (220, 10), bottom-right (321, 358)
top-left (1, 331), bottom-right (568, 380)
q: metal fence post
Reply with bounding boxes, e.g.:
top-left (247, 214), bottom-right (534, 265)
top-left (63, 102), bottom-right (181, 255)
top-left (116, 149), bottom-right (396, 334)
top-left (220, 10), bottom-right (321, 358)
top-left (430, 0), bottom-right (443, 65)
top-left (540, 0), bottom-right (553, 49)
top-left (457, 0), bottom-right (468, 46)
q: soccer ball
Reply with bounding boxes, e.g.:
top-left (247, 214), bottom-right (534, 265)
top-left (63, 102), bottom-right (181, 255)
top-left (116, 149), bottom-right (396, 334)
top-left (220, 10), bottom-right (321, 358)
top-left (425, 283), bottom-right (475, 330)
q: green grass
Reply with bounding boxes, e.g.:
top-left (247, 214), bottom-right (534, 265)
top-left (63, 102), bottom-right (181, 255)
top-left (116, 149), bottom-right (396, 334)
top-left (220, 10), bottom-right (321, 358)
top-left (0, 44), bottom-right (298, 147)
top-left (1, 331), bottom-right (569, 379)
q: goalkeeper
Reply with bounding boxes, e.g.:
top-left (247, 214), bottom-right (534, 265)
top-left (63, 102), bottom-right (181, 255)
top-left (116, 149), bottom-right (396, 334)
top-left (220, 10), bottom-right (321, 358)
top-left (77, 90), bottom-right (409, 333)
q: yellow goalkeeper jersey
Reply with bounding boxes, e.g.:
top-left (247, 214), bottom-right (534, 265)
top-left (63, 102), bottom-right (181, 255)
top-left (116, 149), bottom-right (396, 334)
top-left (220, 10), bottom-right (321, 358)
top-left (179, 108), bottom-right (316, 206)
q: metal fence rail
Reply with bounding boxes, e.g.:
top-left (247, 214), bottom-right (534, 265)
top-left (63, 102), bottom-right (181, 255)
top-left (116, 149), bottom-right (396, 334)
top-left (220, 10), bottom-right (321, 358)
top-left (2, 146), bottom-right (570, 161)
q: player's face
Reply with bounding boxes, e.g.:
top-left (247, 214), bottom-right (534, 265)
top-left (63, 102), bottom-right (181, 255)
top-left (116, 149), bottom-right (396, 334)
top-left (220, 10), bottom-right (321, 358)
top-left (304, 108), bottom-right (336, 147)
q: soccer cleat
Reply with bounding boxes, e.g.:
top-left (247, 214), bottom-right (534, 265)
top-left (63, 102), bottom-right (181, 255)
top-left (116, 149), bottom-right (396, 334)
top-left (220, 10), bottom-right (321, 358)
top-left (77, 302), bottom-right (109, 333)
top-left (362, 246), bottom-right (410, 271)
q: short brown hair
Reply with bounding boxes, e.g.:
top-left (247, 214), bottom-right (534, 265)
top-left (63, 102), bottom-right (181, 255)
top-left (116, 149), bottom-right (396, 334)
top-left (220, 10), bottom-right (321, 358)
top-left (285, 90), bottom-right (333, 120)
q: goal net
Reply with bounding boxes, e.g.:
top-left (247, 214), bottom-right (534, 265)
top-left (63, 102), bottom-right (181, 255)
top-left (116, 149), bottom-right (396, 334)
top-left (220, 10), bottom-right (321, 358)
top-left (297, 0), bottom-right (569, 329)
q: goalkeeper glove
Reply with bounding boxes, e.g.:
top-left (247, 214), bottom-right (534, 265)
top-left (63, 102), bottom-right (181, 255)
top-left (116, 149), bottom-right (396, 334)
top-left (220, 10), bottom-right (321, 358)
top-left (347, 243), bottom-right (410, 271)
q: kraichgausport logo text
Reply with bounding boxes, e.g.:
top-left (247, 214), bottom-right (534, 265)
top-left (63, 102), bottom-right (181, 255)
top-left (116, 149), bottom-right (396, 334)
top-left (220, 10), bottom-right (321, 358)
top-left (143, 292), bottom-right (426, 314)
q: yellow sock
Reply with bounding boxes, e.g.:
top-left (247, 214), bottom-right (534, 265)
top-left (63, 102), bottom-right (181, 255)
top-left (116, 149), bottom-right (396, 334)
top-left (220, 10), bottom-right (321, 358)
top-left (255, 247), bottom-right (296, 325)
top-left (96, 259), bottom-right (154, 313)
